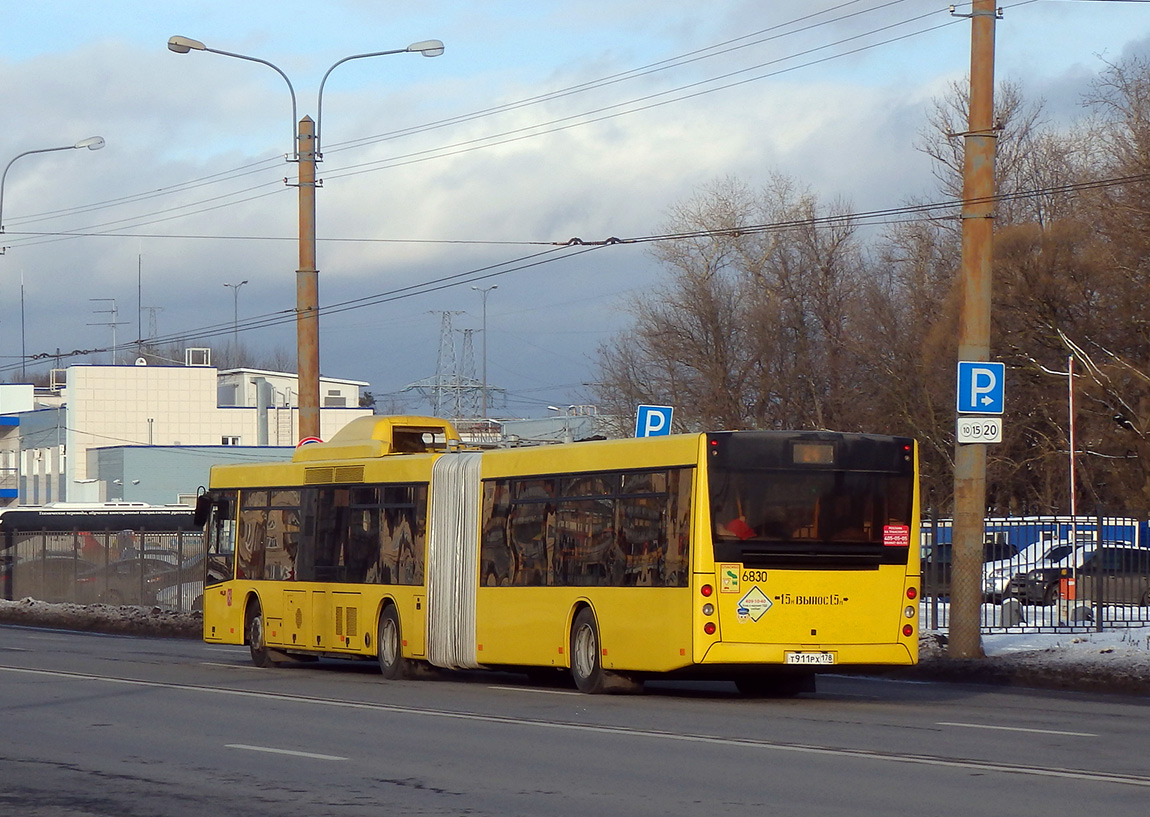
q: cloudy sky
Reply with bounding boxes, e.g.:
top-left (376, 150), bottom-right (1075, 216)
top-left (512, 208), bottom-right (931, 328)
top-left (1, 1), bottom-right (1148, 419)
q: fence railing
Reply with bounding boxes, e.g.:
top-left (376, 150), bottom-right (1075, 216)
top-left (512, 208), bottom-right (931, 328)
top-left (920, 514), bottom-right (1150, 632)
top-left (1, 529), bottom-right (204, 613)
top-left (5, 514), bottom-right (1149, 632)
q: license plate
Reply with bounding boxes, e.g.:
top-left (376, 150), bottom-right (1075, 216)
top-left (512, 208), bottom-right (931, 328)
top-left (785, 651), bottom-right (835, 665)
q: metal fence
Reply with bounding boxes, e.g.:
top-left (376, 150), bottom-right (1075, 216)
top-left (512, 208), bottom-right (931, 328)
top-left (1, 529), bottom-right (205, 613)
top-left (921, 514), bottom-right (1150, 632)
top-left (5, 514), bottom-right (1149, 631)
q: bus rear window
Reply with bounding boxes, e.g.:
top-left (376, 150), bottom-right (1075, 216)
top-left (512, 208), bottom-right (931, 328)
top-left (707, 432), bottom-right (914, 569)
top-left (710, 471), bottom-right (911, 545)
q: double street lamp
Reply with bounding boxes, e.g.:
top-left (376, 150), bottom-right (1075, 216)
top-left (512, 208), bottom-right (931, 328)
top-left (224, 280), bottom-right (248, 351)
top-left (168, 35), bottom-right (444, 441)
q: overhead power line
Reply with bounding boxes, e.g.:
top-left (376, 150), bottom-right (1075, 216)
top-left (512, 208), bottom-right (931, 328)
top-left (7, 168), bottom-right (1148, 376)
top-left (1, 2), bottom-right (959, 249)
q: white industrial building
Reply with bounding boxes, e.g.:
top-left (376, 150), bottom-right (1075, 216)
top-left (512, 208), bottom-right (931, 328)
top-left (0, 357), bottom-right (371, 507)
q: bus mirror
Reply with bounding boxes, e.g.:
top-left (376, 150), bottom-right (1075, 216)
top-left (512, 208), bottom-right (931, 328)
top-left (193, 493), bottom-right (213, 528)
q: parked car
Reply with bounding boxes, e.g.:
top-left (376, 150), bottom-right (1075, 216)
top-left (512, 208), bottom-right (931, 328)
top-left (1011, 542), bottom-right (1150, 606)
top-left (0, 555), bottom-right (99, 603)
top-left (982, 540), bottom-right (1078, 601)
top-left (922, 536), bottom-right (1021, 597)
top-left (153, 553), bottom-right (206, 612)
top-left (75, 557), bottom-right (179, 605)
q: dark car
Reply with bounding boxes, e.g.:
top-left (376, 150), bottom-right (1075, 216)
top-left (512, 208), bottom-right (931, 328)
top-left (0, 555), bottom-right (99, 603)
top-left (1011, 543), bottom-right (1150, 606)
top-left (921, 536), bottom-right (1021, 597)
top-left (75, 556), bottom-right (179, 606)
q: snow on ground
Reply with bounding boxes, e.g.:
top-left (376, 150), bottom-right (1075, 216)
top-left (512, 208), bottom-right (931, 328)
top-left (984, 626), bottom-right (1150, 661)
top-left (1, 597), bottom-right (1148, 693)
top-left (0, 598), bottom-right (200, 639)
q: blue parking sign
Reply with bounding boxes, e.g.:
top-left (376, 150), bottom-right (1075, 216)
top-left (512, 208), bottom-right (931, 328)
top-left (956, 361), bottom-right (1005, 414)
top-left (635, 405), bottom-right (674, 437)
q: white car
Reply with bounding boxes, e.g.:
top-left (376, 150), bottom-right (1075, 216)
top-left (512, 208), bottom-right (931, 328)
top-left (982, 540), bottom-right (1077, 601)
top-left (154, 579), bottom-right (203, 612)
top-left (153, 552), bottom-right (205, 612)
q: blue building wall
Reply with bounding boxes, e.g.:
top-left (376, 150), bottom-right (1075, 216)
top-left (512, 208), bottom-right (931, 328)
top-left (90, 445), bottom-right (295, 505)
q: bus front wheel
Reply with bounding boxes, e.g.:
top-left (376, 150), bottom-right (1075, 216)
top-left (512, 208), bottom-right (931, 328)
top-left (246, 601), bottom-right (277, 669)
top-left (377, 606), bottom-right (409, 680)
top-left (569, 608), bottom-right (639, 694)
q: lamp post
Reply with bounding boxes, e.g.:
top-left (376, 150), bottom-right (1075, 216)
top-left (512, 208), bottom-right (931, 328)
top-left (0, 136), bottom-right (105, 249)
top-left (224, 280), bottom-right (248, 352)
top-left (2, 136), bottom-right (105, 377)
top-left (168, 35), bottom-right (444, 442)
top-left (471, 284), bottom-right (497, 419)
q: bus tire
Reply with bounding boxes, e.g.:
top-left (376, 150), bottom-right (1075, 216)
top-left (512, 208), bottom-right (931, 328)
top-left (569, 608), bottom-right (640, 694)
top-left (246, 600), bottom-right (278, 669)
top-left (377, 605), bottom-right (408, 680)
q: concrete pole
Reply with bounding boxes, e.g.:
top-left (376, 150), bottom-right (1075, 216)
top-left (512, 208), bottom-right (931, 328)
top-left (949, 0), bottom-right (997, 659)
top-left (297, 115), bottom-right (320, 441)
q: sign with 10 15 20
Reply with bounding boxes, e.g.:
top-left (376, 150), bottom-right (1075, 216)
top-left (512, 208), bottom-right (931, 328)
top-left (957, 415), bottom-right (1002, 444)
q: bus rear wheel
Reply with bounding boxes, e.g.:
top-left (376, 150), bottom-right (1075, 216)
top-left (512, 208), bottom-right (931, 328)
top-left (377, 605), bottom-right (409, 680)
top-left (569, 608), bottom-right (639, 694)
top-left (246, 601), bottom-right (278, 669)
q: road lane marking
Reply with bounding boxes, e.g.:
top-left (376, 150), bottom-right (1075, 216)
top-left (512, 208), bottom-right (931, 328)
top-left (938, 721), bottom-right (1098, 737)
top-left (488, 686), bottom-right (577, 696)
top-left (226, 744), bottom-right (346, 761)
top-left (2, 664), bottom-right (1146, 788)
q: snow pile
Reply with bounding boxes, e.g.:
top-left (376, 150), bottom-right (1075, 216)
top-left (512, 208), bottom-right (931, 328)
top-left (914, 626), bottom-right (1150, 694)
top-left (0, 597), bottom-right (200, 639)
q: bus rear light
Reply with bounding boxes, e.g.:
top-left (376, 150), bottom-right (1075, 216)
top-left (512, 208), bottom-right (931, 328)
top-left (906, 587), bottom-right (918, 600)
top-left (704, 622), bottom-right (716, 635)
top-left (700, 584), bottom-right (713, 597)
top-left (702, 603), bottom-right (714, 616)
top-left (904, 606), bottom-right (916, 619)
top-left (902, 624), bottom-right (914, 637)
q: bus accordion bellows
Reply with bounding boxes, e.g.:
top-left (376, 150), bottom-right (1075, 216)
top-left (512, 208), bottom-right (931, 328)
top-left (197, 416), bottom-right (919, 695)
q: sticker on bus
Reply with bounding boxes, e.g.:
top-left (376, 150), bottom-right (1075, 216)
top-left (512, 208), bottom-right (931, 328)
top-left (736, 586), bottom-right (772, 621)
top-left (883, 525), bottom-right (910, 547)
top-left (720, 564), bottom-right (740, 593)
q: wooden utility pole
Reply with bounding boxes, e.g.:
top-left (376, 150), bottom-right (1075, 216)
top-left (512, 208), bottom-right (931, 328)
top-left (949, 0), bottom-right (998, 659)
top-left (297, 115), bottom-right (320, 442)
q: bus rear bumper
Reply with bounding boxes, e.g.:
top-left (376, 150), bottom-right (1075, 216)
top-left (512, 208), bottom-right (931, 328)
top-left (699, 641), bottom-right (917, 667)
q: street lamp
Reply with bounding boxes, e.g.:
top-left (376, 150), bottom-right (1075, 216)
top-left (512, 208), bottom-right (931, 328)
top-left (168, 36), bottom-right (443, 442)
top-left (471, 284), bottom-right (497, 419)
top-left (0, 136), bottom-right (105, 246)
top-left (223, 280), bottom-right (248, 351)
top-left (1, 137), bottom-right (104, 378)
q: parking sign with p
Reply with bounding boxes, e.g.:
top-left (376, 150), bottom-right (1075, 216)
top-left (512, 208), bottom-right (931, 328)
top-left (956, 361), bottom-right (1005, 415)
top-left (635, 405), bottom-right (674, 437)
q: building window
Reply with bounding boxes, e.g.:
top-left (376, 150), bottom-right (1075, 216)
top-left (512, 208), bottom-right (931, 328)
top-left (222, 436), bottom-right (241, 446)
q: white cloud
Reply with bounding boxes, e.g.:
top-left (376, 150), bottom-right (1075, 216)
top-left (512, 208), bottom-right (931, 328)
top-left (2, 1), bottom-right (1148, 413)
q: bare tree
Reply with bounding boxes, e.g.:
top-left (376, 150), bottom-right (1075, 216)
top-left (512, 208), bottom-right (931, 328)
top-left (593, 175), bottom-right (864, 434)
top-left (916, 78), bottom-right (1047, 226)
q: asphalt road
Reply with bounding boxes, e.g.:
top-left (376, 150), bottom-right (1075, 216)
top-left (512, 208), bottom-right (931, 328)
top-left (1, 625), bottom-right (1148, 816)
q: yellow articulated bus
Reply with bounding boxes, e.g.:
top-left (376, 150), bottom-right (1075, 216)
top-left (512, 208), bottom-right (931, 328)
top-left (196, 415), bottom-right (920, 695)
